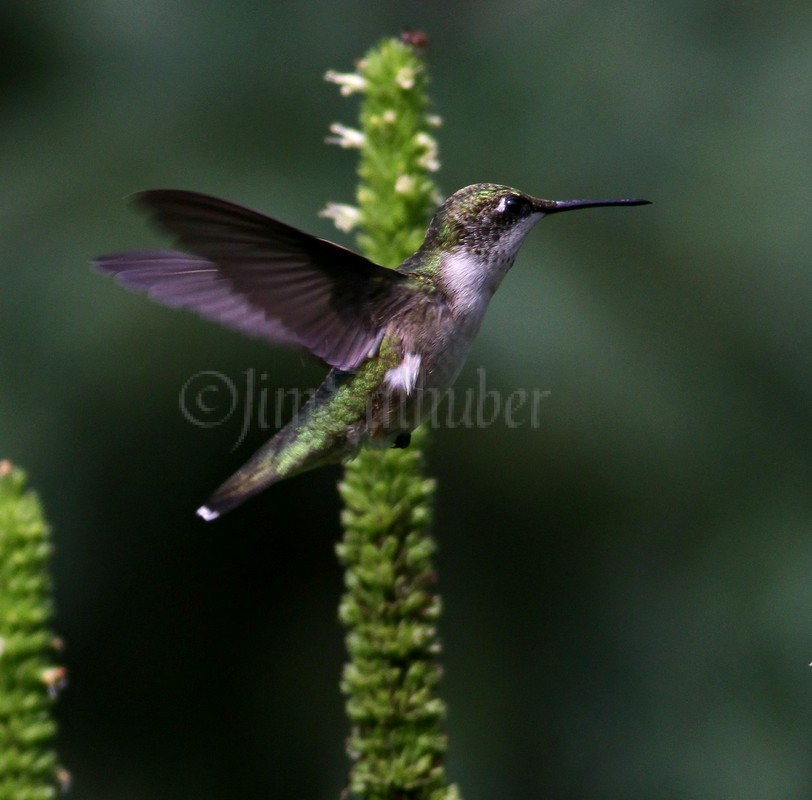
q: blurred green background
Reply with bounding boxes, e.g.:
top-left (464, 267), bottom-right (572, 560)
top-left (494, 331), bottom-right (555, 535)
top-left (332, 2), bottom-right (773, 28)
top-left (3, 1), bottom-right (811, 798)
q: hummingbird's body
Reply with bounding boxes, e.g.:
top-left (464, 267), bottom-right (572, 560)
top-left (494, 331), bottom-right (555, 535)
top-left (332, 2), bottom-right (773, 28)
top-left (96, 184), bottom-right (648, 519)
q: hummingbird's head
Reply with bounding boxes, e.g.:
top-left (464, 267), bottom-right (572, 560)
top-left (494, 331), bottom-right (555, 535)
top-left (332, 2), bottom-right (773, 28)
top-left (427, 184), bottom-right (544, 267)
top-left (418, 183), bottom-right (649, 312)
top-left (428, 183), bottom-right (650, 264)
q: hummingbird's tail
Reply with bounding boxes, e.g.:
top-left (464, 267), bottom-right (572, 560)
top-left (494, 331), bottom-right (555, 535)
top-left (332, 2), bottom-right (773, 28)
top-left (195, 439), bottom-right (284, 521)
top-left (196, 451), bottom-right (284, 520)
top-left (195, 369), bottom-right (369, 520)
top-left (196, 413), bottom-right (347, 521)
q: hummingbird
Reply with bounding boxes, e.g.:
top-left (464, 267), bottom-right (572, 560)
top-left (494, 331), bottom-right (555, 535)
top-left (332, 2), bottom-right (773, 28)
top-left (95, 184), bottom-right (649, 520)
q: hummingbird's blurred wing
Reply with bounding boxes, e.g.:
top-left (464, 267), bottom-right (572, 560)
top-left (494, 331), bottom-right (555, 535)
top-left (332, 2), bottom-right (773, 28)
top-left (94, 190), bottom-right (411, 371)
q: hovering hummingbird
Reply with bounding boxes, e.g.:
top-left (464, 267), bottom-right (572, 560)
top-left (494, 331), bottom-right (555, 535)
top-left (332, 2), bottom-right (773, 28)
top-left (95, 184), bottom-right (649, 520)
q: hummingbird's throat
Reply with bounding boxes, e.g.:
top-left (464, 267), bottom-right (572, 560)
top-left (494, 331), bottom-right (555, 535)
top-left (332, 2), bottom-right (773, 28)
top-left (440, 249), bottom-right (512, 318)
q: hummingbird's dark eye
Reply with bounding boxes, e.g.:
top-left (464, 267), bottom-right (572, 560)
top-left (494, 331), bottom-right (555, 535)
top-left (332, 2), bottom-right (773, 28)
top-left (499, 194), bottom-right (531, 219)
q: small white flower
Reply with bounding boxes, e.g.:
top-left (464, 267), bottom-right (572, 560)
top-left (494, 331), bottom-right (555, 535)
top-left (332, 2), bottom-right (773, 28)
top-left (415, 131), bottom-right (440, 172)
top-left (395, 175), bottom-right (416, 195)
top-left (382, 109), bottom-right (397, 124)
top-left (319, 202), bottom-right (361, 233)
top-left (324, 70), bottom-right (367, 96)
top-left (325, 123), bottom-right (365, 149)
top-left (395, 66), bottom-right (416, 90)
top-left (426, 114), bottom-right (443, 128)
top-left (42, 666), bottom-right (68, 699)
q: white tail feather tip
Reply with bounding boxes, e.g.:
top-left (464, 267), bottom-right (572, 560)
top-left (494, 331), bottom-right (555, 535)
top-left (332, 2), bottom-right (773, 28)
top-left (196, 505), bottom-right (220, 522)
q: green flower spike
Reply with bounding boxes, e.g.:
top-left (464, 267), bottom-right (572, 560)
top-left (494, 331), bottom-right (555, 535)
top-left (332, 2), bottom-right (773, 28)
top-left (0, 461), bottom-right (65, 800)
top-left (326, 37), bottom-right (462, 800)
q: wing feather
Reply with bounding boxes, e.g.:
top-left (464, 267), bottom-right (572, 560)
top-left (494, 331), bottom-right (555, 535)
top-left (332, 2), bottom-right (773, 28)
top-left (94, 191), bottom-right (412, 370)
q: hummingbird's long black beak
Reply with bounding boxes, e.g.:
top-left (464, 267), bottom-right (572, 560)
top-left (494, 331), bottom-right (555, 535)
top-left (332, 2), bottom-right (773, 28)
top-left (535, 197), bottom-right (651, 214)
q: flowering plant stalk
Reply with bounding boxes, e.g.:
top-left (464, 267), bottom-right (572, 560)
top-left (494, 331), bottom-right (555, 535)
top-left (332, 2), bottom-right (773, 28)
top-left (0, 461), bottom-right (64, 800)
top-left (325, 38), bottom-right (461, 800)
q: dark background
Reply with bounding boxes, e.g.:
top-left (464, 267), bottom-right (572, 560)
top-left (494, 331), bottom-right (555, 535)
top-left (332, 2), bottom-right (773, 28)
top-left (3, 2), bottom-right (811, 798)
